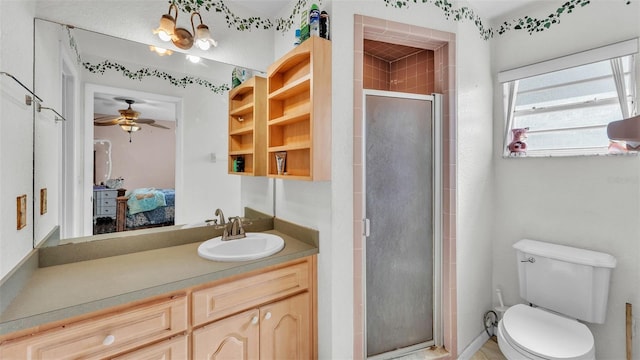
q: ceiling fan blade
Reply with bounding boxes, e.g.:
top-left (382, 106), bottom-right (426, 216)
top-left (147, 123), bottom-right (171, 129)
top-left (135, 118), bottom-right (156, 124)
top-left (94, 114), bottom-right (122, 122)
top-left (94, 119), bottom-right (122, 126)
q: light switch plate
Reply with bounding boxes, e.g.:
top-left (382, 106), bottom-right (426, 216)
top-left (40, 188), bottom-right (47, 215)
top-left (17, 194), bottom-right (26, 230)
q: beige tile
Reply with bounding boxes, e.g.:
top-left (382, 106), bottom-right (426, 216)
top-left (471, 338), bottom-right (507, 360)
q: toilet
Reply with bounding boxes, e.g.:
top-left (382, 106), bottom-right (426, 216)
top-left (497, 239), bottom-right (617, 360)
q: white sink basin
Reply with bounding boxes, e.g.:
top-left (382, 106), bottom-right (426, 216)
top-left (197, 232), bottom-right (285, 262)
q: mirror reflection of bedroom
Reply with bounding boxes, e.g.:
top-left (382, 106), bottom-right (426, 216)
top-left (92, 92), bottom-right (177, 235)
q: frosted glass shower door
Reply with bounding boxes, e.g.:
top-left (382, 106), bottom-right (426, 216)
top-left (364, 91), bottom-right (434, 357)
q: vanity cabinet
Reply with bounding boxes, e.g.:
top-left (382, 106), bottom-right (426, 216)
top-left (192, 256), bottom-right (316, 359)
top-left (193, 293), bottom-right (310, 359)
top-left (0, 295), bottom-right (187, 359)
top-left (228, 76), bottom-right (267, 176)
top-left (266, 37), bottom-right (331, 180)
top-left (0, 256), bottom-right (317, 360)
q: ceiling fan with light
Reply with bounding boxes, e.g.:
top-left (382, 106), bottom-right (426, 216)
top-left (94, 99), bottom-right (170, 141)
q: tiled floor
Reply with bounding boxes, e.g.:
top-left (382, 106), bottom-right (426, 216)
top-left (392, 337), bottom-right (506, 360)
top-left (470, 337), bottom-right (507, 360)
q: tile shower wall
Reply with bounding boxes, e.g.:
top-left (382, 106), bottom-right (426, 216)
top-left (390, 51), bottom-right (434, 94)
top-left (364, 54), bottom-right (390, 90)
top-left (363, 49), bottom-right (435, 94)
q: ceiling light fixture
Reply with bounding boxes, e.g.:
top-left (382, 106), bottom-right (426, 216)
top-left (120, 123), bottom-right (141, 132)
top-left (153, 3), bottom-right (218, 51)
top-left (153, 4), bottom-right (178, 42)
top-left (120, 123), bottom-right (141, 143)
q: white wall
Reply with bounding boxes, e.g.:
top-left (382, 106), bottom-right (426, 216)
top-left (455, 0), bottom-right (495, 353)
top-left (0, 1), bottom-right (36, 279)
top-left (491, 2), bottom-right (640, 359)
top-left (94, 120), bottom-right (176, 190)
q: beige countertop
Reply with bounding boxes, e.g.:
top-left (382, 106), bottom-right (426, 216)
top-left (0, 227), bottom-right (318, 336)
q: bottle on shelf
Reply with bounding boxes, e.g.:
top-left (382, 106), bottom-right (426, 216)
top-left (309, 4), bottom-right (320, 37)
top-left (320, 10), bottom-right (330, 40)
top-left (294, 28), bottom-right (301, 46)
top-left (300, 7), bottom-right (309, 42)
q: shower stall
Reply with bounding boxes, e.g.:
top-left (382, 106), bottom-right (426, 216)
top-left (363, 90), bottom-right (442, 359)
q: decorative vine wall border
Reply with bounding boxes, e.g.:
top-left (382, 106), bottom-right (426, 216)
top-left (83, 60), bottom-right (230, 94)
top-left (65, 0), bottom-right (636, 90)
top-left (173, 0), bottom-right (316, 32)
top-left (174, 0), bottom-right (632, 40)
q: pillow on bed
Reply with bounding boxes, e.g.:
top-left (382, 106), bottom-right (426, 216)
top-left (127, 188), bottom-right (166, 215)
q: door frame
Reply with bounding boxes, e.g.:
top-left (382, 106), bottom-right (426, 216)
top-left (361, 89), bottom-right (443, 359)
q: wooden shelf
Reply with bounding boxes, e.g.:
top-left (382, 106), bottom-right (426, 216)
top-left (268, 76), bottom-right (311, 101)
top-left (266, 37), bottom-right (331, 181)
top-left (229, 149), bottom-right (254, 156)
top-left (229, 103), bottom-right (254, 117)
top-left (268, 143), bottom-right (312, 152)
top-left (229, 125), bottom-right (253, 136)
top-left (228, 76), bottom-right (267, 176)
top-left (268, 104), bottom-right (311, 126)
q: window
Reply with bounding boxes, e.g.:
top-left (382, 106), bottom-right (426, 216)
top-left (500, 39), bottom-right (638, 157)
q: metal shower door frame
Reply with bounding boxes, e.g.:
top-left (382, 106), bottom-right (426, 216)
top-left (361, 89), bottom-right (443, 359)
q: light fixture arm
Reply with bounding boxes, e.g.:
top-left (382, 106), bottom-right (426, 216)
top-left (191, 12), bottom-right (203, 35)
top-left (168, 3), bottom-right (179, 22)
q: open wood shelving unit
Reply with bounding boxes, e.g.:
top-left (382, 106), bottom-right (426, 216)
top-left (228, 76), bottom-right (267, 176)
top-left (266, 37), bottom-right (332, 181)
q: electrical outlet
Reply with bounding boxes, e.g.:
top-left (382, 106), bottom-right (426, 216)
top-left (210, 153), bottom-right (217, 163)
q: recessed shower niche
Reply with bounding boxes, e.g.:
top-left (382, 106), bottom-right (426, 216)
top-left (363, 39), bottom-right (435, 94)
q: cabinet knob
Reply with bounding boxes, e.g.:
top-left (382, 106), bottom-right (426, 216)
top-left (264, 312), bottom-right (272, 320)
top-left (251, 316), bottom-right (259, 325)
top-left (102, 334), bottom-right (115, 346)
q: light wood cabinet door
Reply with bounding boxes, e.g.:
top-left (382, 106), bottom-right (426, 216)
top-left (193, 293), bottom-right (311, 360)
top-left (260, 292), bottom-right (311, 360)
top-left (193, 309), bottom-right (260, 360)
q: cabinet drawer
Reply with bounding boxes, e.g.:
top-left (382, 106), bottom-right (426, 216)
top-left (96, 190), bottom-right (117, 200)
top-left (112, 335), bottom-right (188, 360)
top-left (99, 198), bottom-right (117, 207)
top-left (193, 259), bottom-right (310, 326)
top-left (0, 295), bottom-right (187, 360)
top-left (97, 205), bottom-right (117, 216)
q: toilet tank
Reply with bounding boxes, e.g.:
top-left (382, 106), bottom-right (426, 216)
top-left (514, 239), bottom-right (617, 324)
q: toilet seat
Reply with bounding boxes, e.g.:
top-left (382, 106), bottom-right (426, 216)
top-left (500, 304), bottom-right (594, 360)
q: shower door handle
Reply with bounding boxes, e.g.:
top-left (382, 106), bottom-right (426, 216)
top-left (363, 218), bottom-right (370, 237)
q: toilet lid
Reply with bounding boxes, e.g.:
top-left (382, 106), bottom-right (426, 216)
top-left (502, 304), bottom-right (594, 360)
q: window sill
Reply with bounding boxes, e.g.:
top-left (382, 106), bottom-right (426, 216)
top-left (502, 151), bottom-right (640, 159)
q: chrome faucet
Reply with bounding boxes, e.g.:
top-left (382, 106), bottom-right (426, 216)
top-left (222, 216), bottom-right (246, 241)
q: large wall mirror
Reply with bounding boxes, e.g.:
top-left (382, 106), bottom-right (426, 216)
top-left (33, 18), bottom-right (274, 248)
